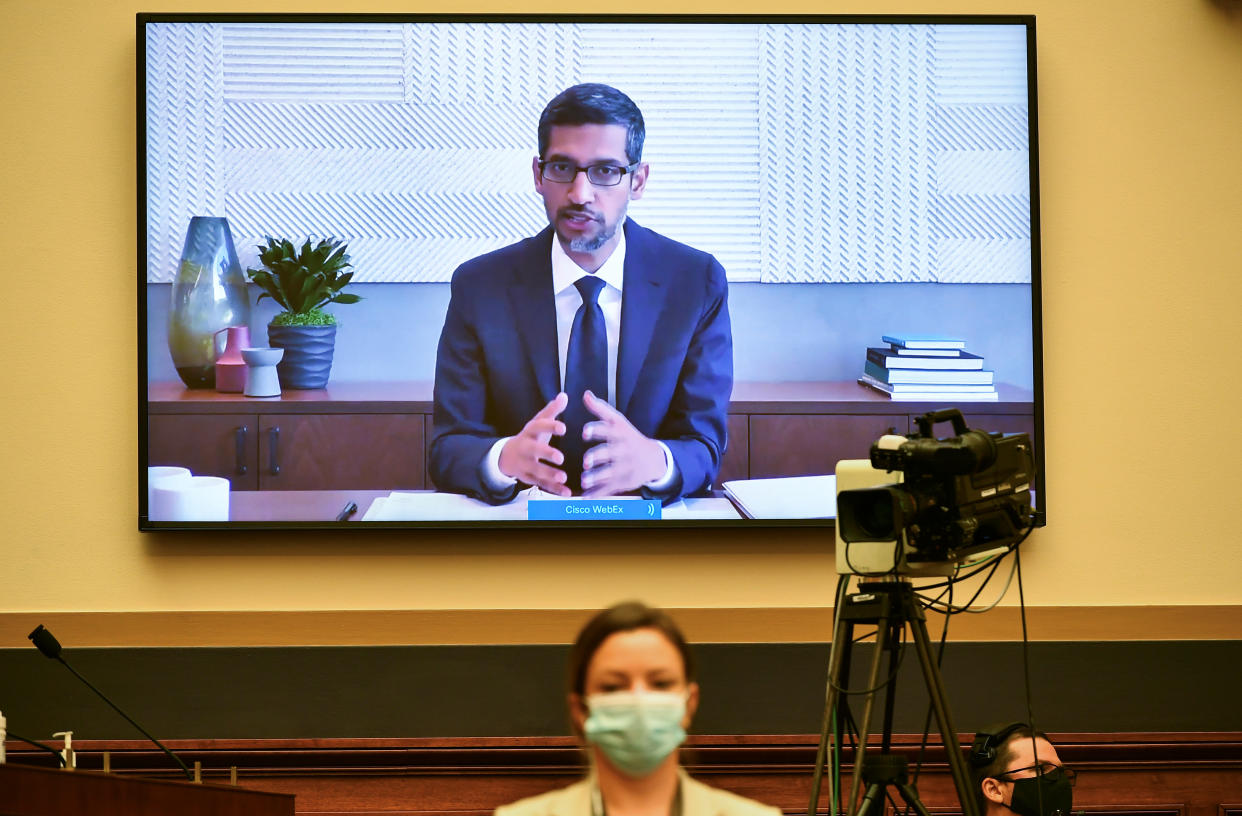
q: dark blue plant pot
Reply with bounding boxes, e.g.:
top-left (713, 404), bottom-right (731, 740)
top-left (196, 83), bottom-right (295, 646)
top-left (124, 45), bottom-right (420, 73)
top-left (267, 323), bottom-right (337, 389)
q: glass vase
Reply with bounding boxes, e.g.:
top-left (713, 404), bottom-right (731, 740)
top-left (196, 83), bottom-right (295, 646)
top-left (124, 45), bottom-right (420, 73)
top-left (167, 217), bottom-right (251, 388)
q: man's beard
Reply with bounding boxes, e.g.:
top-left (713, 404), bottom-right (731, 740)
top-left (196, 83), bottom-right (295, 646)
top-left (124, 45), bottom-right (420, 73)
top-left (556, 208), bottom-right (625, 253)
top-left (567, 227), bottom-right (613, 253)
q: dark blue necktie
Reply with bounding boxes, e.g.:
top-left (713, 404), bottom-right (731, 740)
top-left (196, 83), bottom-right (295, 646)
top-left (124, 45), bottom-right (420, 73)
top-left (559, 275), bottom-right (607, 494)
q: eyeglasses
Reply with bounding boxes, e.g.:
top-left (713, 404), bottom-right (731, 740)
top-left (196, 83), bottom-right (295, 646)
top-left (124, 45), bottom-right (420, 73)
top-left (995, 764), bottom-right (1077, 787)
top-left (538, 160), bottom-right (639, 187)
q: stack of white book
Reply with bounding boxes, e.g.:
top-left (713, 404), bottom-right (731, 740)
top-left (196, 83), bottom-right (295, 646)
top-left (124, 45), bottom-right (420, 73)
top-left (858, 335), bottom-right (999, 402)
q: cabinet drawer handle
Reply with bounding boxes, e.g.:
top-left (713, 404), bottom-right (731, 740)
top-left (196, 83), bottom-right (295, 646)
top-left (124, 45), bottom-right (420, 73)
top-left (268, 426), bottom-right (281, 476)
top-left (234, 426), bottom-right (249, 475)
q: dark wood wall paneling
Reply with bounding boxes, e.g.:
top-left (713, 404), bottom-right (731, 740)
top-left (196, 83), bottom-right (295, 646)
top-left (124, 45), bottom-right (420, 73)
top-left (5, 734), bottom-right (1239, 816)
top-left (6, 643), bottom-right (1242, 740)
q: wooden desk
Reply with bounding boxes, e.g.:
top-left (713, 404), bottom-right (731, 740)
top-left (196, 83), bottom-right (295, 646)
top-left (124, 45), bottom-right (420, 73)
top-left (229, 490), bottom-right (388, 522)
top-left (0, 763), bottom-right (293, 816)
top-left (225, 490), bottom-right (742, 523)
top-left (148, 381), bottom-right (1036, 490)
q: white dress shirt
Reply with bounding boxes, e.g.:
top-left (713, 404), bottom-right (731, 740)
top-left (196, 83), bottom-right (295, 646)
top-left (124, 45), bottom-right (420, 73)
top-left (551, 229), bottom-right (625, 405)
top-left (482, 228), bottom-right (675, 493)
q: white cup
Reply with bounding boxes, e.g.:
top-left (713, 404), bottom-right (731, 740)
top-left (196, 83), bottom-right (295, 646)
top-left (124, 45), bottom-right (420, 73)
top-left (148, 466), bottom-right (192, 511)
top-left (150, 475), bottom-right (230, 522)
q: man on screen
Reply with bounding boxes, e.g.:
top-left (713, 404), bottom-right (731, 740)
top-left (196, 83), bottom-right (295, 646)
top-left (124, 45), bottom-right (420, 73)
top-left (430, 83), bottom-right (733, 505)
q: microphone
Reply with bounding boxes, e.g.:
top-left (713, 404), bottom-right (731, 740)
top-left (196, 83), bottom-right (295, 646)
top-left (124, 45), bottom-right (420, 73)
top-left (27, 625), bottom-right (193, 780)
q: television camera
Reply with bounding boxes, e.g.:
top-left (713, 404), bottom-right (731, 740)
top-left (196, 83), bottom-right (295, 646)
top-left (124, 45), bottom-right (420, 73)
top-left (835, 408), bottom-right (1035, 576)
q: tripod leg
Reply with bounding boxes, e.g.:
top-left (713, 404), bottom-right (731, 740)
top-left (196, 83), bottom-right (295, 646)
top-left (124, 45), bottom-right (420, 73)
top-left (808, 607), bottom-right (854, 816)
top-left (907, 611), bottom-right (980, 816)
top-left (894, 781), bottom-right (934, 816)
top-left (855, 782), bottom-right (888, 816)
top-left (846, 606), bottom-right (890, 816)
top-left (879, 617), bottom-right (902, 753)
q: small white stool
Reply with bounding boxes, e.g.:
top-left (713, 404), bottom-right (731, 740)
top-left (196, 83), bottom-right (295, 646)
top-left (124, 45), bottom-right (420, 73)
top-left (242, 347), bottom-right (284, 397)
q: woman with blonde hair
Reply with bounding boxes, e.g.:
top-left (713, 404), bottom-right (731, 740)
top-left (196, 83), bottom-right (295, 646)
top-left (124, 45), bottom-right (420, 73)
top-left (495, 601), bottom-right (782, 816)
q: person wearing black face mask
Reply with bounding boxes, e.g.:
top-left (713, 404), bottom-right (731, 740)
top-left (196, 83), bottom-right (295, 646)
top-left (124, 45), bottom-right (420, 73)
top-left (969, 723), bottom-right (1077, 816)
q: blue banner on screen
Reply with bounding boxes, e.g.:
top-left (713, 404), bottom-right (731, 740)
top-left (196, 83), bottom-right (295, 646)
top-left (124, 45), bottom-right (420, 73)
top-left (528, 499), bottom-right (662, 521)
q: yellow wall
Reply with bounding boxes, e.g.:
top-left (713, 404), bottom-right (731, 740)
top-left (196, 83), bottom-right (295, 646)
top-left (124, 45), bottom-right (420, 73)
top-left (3, 0), bottom-right (1241, 644)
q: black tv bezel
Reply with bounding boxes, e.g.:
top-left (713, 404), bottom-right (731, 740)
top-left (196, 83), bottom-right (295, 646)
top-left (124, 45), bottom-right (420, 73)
top-left (137, 12), bottom-right (1045, 532)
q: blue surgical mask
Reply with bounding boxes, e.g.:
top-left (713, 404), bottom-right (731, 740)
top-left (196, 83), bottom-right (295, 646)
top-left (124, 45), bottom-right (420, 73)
top-left (583, 691), bottom-right (687, 777)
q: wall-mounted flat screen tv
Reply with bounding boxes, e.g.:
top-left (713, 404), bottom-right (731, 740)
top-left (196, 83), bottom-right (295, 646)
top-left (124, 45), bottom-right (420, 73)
top-left (140, 13), bottom-right (1044, 530)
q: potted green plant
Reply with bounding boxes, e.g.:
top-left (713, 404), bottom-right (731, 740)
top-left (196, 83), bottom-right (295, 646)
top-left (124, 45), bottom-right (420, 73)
top-left (246, 236), bottom-right (361, 389)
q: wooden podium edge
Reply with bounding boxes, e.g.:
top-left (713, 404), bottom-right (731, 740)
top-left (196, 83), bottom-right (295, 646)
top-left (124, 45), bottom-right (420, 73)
top-left (2, 606), bottom-right (1239, 648)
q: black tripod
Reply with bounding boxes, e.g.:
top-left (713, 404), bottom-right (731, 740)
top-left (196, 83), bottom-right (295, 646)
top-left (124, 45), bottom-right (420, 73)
top-left (808, 581), bottom-right (979, 816)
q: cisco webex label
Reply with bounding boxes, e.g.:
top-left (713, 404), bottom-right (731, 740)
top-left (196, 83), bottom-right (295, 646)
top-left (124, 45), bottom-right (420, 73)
top-left (527, 499), bottom-right (662, 521)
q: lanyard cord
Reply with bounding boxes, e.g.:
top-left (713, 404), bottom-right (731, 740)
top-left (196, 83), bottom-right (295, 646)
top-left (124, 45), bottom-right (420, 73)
top-left (591, 779), bottom-right (684, 816)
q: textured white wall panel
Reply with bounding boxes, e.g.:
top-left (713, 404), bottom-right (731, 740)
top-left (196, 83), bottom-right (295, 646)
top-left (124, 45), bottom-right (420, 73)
top-left (224, 191), bottom-right (542, 238)
top-left (222, 24), bottom-right (405, 102)
top-left (320, 238), bottom-right (537, 284)
top-left (579, 24), bottom-right (763, 281)
top-left (223, 101), bottom-right (545, 150)
top-left (225, 191), bottom-right (545, 280)
top-left (225, 149), bottom-right (533, 194)
top-left (144, 21), bottom-right (1033, 285)
top-left (933, 25), bottom-right (1029, 105)
top-left (937, 150), bottom-right (1030, 196)
top-left (145, 23), bottom-right (225, 282)
top-left (932, 194), bottom-right (1031, 240)
top-left (929, 26), bottom-right (1031, 285)
top-left (408, 22), bottom-right (579, 109)
top-left (759, 25), bottom-right (935, 283)
top-left (937, 238), bottom-right (1032, 284)
top-left (930, 104), bottom-right (1028, 151)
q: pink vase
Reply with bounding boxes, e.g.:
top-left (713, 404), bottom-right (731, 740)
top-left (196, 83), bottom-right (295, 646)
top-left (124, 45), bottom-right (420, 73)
top-left (213, 325), bottom-right (251, 393)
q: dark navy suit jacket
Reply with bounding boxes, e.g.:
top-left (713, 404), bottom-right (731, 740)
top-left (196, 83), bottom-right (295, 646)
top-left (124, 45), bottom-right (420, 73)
top-left (430, 219), bottom-right (733, 504)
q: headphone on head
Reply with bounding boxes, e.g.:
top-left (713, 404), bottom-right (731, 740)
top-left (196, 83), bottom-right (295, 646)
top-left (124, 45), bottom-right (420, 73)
top-left (969, 722), bottom-right (1031, 769)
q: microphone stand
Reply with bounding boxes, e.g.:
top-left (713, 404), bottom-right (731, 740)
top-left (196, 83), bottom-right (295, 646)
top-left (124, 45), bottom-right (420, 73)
top-left (28, 625), bottom-right (194, 781)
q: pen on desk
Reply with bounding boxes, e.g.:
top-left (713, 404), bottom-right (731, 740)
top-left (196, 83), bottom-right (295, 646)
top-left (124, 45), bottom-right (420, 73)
top-left (335, 501), bottom-right (358, 522)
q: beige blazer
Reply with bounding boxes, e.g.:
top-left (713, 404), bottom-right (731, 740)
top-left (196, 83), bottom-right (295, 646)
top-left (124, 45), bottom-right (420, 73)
top-left (494, 771), bottom-right (782, 816)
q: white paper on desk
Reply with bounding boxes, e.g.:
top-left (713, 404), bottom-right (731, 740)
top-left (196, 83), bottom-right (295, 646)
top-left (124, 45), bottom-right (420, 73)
top-left (362, 489), bottom-right (743, 521)
top-left (363, 491), bottom-right (528, 521)
top-left (363, 488), bottom-right (621, 521)
top-left (722, 475), bottom-right (837, 519)
top-left (664, 497), bottom-right (741, 520)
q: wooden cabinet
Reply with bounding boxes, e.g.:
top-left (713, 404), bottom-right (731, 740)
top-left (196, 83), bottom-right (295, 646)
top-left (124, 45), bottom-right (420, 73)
top-left (729, 381), bottom-right (1036, 481)
top-left (147, 383), bottom-right (429, 492)
top-left (148, 413), bottom-right (260, 490)
top-left (959, 410), bottom-right (1037, 447)
top-left (718, 415), bottom-right (750, 484)
top-left (257, 414), bottom-right (424, 490)
top-left (748, 413), bottom-right (908, 479)
top-left (147, 381), bottom-right (1036, 491)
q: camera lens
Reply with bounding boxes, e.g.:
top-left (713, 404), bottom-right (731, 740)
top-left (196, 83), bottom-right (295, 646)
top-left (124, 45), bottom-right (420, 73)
top-left (851, 492), bottom-right (895, 539)
top-left (838, 487), bottom-right (904, 542)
